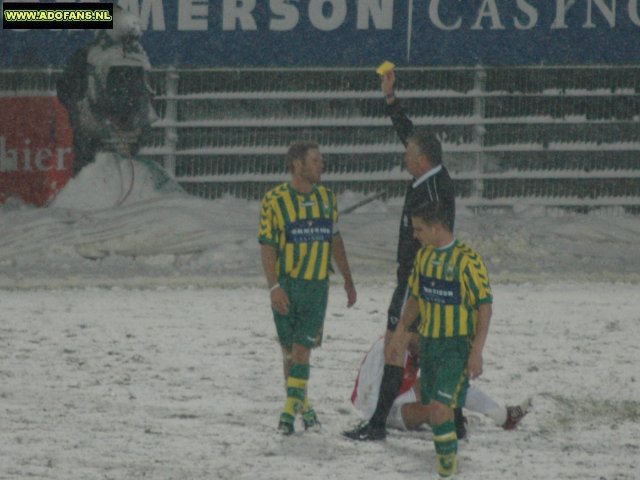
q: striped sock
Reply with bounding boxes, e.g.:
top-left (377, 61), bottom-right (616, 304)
top-left (432, 420), bottom-right (458, 477)
top-left (280, 363), bottom-right (309, 424)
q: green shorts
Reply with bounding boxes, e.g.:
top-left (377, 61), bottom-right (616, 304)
top-left (419, 336), bottom-right (471, 408)
top-left (272, 276), bottom-right (329, 350)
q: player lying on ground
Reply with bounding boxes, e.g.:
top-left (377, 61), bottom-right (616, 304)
top-left (350, 336), bottom-right (531, 433)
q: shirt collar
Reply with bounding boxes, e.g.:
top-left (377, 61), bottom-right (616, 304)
top-left (412, 165), bottom-right (442, 188)
top-left (436, 239), bottom-right (457, 251)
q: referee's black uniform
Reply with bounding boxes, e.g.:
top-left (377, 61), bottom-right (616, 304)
top-left (385, 100), bottom-right (456, 330)
top-left (343, 96), bottom-right (465, 442)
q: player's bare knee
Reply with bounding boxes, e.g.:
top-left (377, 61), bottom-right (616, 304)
top-left (291, 343), bottom-right (311, 364)
top-left (403, 403), bottom-right (432, 430)
top-left (407, 334), bottom-right (420, 356)
top-left (383, 347), bottom-right (404, 366)
top-left (428, 401), bottom-right (453, 425)
top-left (383, 329), bottom-right (393, 347)
top-left (401, 405), bottom-right (422, 430)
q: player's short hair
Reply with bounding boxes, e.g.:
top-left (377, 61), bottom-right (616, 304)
top-left (410, 201), bottom-right (451, 231)
top-left (407, 131), bottom-right (442, 166)
top-left (286, 140), bottom-right (320, 172)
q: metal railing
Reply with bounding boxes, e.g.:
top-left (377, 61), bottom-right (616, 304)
top-left (2, 66), bottom-right (639, 213)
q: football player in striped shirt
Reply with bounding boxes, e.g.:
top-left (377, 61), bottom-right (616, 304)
top-left (389, 201), bottom-right (493, 479)
top-left (258, 140), bottom-right (357, 435)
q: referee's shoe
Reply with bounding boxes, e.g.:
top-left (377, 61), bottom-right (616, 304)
top-left (342, 421), bottom-right (386, 441)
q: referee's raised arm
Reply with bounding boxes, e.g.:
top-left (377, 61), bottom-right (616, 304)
top-left (381, 69), bottom-right (414, 148)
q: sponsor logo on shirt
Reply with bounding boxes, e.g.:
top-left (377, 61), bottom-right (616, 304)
top-left (286, 218), bottom-right (333, 243)
top-left (419, 276), bottom-right (461, 305)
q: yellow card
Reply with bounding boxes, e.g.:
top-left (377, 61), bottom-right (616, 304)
top-left (376, 61), bottom-right (395, 76)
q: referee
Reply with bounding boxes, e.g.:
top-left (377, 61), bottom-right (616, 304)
top-left (344, 67), bottom-right (460, 441)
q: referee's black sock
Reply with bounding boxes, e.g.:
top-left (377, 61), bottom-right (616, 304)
top-left (369, 364), bottom-right (404, 428)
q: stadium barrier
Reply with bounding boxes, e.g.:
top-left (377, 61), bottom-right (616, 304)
top-left (1, 66), bottom-right (639, 214)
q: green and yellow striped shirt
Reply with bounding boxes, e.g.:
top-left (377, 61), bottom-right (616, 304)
top-left (408, 240), bottom-right (492, 339)
top-left (258, 182), bottom-right (338, 281)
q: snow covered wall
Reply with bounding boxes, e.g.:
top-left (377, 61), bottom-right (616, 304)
top-left (1, 159), bottom-right (639, 289)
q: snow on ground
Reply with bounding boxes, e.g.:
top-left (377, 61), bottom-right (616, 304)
top-left (1, 159), bottom-right (639, 479)
top-left (1, 284), bottom-right (638, 480)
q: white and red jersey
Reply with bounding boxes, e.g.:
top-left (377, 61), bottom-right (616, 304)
top-left (350, 337), bottom-right (507, 430)
top-left (350, 337), bottom-right (419, 427)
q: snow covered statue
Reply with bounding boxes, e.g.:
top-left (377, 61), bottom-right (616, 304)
top-left (55, 6), bottom-right (180, 208)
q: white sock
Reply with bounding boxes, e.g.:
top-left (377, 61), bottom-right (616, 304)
top-left (465, 384), bottom-right (507, 426)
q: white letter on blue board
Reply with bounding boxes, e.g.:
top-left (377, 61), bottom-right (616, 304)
top-left (223, 0), bottom-right (257, 30)
top-left (357, 0), bottom-right (393, 29)
top-left (429, 0), bottom-right (462, 31)
top-left (309, 0), bottom-right (347, 31)
top-left (178, 0), bottom-right (208, 30)
top-left (270, 0), bottom-right (300, 31)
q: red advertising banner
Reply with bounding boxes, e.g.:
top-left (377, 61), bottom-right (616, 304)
top-left (0, 96), bottom-right (74, 206)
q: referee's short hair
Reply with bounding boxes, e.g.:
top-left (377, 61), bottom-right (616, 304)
top-left (286, 140), bottom-right (320, 172)
top-left (407, 131), bottom-right (442, 166)
top-left (410, 201), bottom-right (451, 231)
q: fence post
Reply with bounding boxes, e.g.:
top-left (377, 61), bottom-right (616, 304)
top-left (472, 65), bottom-right (487, 204)
top-left (163, 67), bottom-right (179, 178)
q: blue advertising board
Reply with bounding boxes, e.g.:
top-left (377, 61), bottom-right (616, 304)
top-left (1, 0), bottom-right (639, 68)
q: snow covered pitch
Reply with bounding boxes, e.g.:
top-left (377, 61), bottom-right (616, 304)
top-left (1, 160), bottom-right (639, 479)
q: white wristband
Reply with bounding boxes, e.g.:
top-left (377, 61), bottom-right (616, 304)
top-left (269, 283), bottom-right (281, 293)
